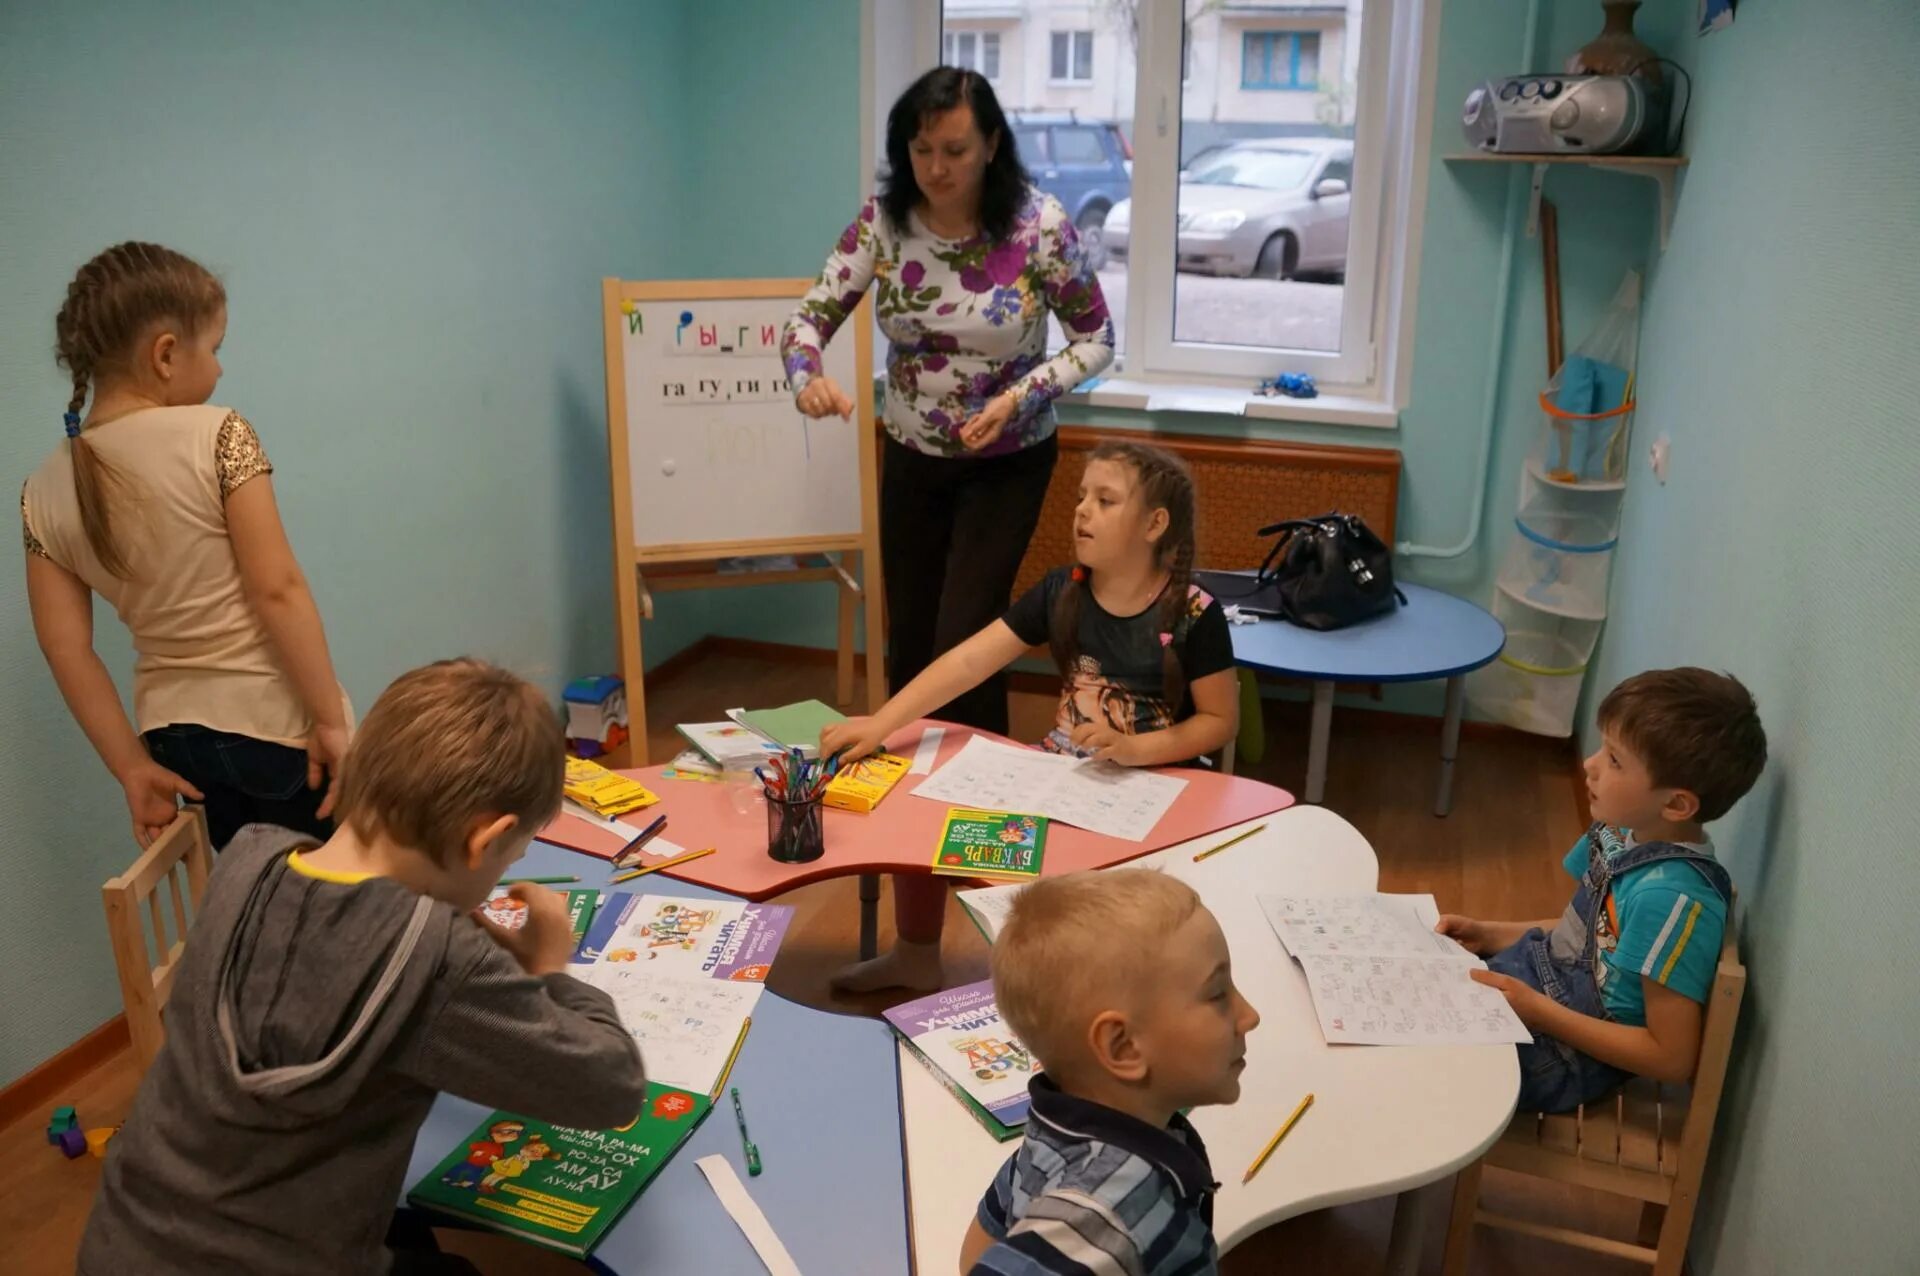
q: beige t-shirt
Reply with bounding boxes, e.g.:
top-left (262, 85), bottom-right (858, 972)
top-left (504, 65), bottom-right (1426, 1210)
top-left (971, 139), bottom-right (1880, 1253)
top-left (22, 404), bottom-right (321, 748)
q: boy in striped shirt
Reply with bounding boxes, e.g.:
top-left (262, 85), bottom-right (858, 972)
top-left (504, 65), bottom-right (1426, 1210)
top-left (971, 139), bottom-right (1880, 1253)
top-left (963, 870), bottom-right (1260, 1275)
top-left (1440, 668), bottom-right (1767, 1113)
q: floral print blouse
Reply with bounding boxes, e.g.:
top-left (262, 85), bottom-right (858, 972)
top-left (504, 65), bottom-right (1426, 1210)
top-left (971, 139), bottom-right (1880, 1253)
top-left (782, 188), bottom-right (1115, 458)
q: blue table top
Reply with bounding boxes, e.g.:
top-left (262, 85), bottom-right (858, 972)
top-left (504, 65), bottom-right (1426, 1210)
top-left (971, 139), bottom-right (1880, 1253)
top-left (1226, 581), bottom-right (1505, 683)
top-left (401, 839), bottom-right (912, 1275)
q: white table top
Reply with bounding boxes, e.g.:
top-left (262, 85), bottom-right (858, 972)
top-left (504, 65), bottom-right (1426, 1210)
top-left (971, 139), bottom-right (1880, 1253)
top-left (901, 805), bottom-right (1519, 1270)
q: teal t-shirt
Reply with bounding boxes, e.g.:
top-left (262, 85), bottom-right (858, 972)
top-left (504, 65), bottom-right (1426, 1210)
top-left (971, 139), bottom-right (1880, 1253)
top-left (1562, 830), bottom-right (1728, 1025)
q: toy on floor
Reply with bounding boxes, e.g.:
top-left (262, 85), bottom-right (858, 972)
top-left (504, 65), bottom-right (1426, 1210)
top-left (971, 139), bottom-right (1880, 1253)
top-left (86, 1127), bottom-right (117, 1158)
top-left (49, 1106), bottom-right (86, 1158)
top-left (564, 675), bottom-right (629, 758)
top-left (1256, 372), bottom-right (1318, 399)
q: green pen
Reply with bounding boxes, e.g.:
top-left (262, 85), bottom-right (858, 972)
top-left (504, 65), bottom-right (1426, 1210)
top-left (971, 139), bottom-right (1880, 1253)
top-left (731, 1086), bottom-right (762, 1176)
top-left (497, 875), bottom-right (580, 885)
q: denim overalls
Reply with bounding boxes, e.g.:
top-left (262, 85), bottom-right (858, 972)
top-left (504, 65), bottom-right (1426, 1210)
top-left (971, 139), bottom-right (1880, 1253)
top-left (1486, 823), bottom-right (1732, 1113)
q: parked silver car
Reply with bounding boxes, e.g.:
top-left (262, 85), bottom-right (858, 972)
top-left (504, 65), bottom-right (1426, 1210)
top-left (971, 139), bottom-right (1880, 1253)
top-left (1104, 138), bottom-right (1353, 280)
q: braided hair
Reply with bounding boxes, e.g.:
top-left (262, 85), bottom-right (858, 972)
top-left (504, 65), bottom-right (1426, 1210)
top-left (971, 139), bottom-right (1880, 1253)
top-left (1048, 442), bottom-right (1200, 721)
top-left (53, 242), bottom-right (226, 577)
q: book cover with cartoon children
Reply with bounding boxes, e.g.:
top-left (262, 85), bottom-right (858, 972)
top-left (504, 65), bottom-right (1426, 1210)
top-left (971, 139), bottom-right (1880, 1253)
top-left (407, 1083), bottom-right (713, 1257)
top-left (572, 893), bottom-right (794, 981)
top-left (931, 809), bottom-right (1049, 882)
top-left (883, 980), bottom-right (1041, 1141)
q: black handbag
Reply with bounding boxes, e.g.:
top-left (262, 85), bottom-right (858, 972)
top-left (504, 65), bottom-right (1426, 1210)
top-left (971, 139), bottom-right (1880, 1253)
top-left (1255, 513), bottom-right (1405, 631)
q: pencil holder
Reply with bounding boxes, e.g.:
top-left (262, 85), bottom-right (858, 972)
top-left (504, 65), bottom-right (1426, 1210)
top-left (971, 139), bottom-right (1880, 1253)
top-left (765, 793), bottom-right (826, 864)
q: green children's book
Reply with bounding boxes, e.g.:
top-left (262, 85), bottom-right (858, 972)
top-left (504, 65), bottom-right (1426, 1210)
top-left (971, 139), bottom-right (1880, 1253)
top-left (736, 700), bottom-right (846, 758)
top-left (406, 1083), bottom-right (713, 1257)
top-left (931, 809), bottom-right (1048, 883)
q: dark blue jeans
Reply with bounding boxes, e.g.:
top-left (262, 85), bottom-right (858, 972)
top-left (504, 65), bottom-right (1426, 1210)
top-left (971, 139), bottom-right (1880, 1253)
top-left (1486, 930), bottom-right (1632, 1114)
top-left (143, 723), bottom-right (332, 850)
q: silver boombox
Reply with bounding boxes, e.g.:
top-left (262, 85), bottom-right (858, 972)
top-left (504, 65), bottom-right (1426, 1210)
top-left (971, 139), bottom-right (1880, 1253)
top-left (1462, 74), bottom-right (1668, 155)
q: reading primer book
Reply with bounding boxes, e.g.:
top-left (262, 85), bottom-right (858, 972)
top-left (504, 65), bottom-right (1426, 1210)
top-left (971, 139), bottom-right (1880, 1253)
top-left (931, 809), bottom-right (1048, 882)
top-left (883, 980), bottom-right (1041, 1141)
top-left (406, 1084), bottom-right (712, 1257)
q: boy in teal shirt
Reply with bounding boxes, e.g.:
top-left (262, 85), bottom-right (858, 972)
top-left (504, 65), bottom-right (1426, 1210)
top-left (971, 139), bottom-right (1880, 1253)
top-left (1440, 668), bottom-right (1767, 1112)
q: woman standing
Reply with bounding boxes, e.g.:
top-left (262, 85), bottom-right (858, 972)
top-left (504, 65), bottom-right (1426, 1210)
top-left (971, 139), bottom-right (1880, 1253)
top-left (784, 67), bottom-right (1114, 992)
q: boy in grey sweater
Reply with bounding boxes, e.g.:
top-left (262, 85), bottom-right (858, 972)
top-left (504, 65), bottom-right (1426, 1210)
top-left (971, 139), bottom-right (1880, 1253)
top-left (79, 659), bottom-right (647, 1275)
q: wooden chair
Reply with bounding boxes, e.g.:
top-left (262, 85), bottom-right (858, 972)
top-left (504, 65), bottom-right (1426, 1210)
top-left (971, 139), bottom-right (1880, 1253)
top-left (101, 807), bottom-right (214, 1070)
top-left (1442, 922), bottom-right (1746, 1276)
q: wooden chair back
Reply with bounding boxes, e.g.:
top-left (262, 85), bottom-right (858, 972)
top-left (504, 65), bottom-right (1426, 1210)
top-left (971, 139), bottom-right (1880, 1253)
top-left (1444, 917), bottom-right (1747, 1276)
top-left (100, 807), bottom-right (214, 1070)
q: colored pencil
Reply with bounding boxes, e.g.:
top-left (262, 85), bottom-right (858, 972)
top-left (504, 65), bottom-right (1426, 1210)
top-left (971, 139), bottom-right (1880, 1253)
top-left (613, 813), bottom-right (669, 868)
top-left (497, 875), bottom-right (580, 885)
top-left (1193, 823), bottom-right (1267, 863)
top-left (1242, 1093), bottom-right (1314, 1184)
top-left (712, 1017), bottom-right (752, 1100)
top-left (609, 846), bottom-right (716, 883)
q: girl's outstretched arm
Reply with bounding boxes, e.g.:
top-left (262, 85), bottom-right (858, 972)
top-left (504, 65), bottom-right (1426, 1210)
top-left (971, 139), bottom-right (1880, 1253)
top-left (820, 620), bottom-right (1032, 761)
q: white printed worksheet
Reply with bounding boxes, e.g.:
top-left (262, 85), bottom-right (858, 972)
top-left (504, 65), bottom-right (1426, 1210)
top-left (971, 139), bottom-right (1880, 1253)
top-left (910, 736), bottom-right (1186, 841)
top-left (1258, 893), bottom-right (1533, 1046)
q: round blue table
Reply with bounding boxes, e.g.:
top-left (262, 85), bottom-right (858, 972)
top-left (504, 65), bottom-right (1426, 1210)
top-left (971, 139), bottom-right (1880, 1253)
top-left (1223, 581), bottom-right (1505, 814)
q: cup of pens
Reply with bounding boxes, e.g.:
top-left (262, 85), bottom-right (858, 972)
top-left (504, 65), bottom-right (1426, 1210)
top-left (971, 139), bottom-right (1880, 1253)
top-left (759, 751), bottom-right (833, 864)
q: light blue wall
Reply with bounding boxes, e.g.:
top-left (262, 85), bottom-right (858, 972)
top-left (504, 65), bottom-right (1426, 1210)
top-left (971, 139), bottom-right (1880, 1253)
top-left (0, 0), bottom-right (697, 1086)
top-left (1582, 6), bottom-right (1918, 1272)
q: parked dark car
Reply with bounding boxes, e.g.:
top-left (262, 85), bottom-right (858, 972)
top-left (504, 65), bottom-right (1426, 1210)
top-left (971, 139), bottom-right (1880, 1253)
top-left (1008, 112), bottom-right (1131, 271)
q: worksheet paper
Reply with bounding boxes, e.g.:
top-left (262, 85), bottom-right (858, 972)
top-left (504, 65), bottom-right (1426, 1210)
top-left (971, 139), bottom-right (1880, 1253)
top-left (1258, 894), bottom-right (1533, 1047)
top-left (572, 970), bottom-right (762, 1095)
top-left (910, 736), bottom-right (1187, 841)
top-left (955, 882), bottom-right (1028, 942)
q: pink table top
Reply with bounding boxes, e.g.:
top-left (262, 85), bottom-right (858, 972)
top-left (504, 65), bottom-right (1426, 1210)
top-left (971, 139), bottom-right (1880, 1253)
top-left (541, 721), bottom-right (1295, 900)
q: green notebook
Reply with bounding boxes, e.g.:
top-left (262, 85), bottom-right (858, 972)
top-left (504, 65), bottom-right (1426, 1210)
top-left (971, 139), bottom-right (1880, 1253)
top-left (739, 700), bottom-right (847, 757)
top-left (406, 1084), bottom-right (712, 1257)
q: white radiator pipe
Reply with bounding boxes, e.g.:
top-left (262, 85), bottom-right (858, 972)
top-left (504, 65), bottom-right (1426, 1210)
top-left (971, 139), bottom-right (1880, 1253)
top-left (1398, 0), bottom-right (1545, 560)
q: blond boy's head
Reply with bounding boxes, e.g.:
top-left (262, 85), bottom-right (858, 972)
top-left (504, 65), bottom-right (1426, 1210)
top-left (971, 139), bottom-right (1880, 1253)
top-left (992, 869), bottom-right (1259, 1117)
top-left (336, 658), bottom-right (565, 905)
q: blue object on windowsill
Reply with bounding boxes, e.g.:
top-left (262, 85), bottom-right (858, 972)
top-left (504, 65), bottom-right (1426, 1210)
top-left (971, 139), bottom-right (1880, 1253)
top-left (1256, 373), bottom-right (1318, 399)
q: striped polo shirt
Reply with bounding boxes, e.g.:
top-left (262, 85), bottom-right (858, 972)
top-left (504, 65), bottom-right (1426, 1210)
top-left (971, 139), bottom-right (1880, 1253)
top-left (971, 1075), bottom-right (1220, 1275)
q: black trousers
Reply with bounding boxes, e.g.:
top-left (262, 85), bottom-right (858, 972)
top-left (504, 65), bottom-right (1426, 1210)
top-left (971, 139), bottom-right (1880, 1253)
top-left (142, 723), bottom-right (333, 850)
top-left (879, 432), bottom-right (1059, 734)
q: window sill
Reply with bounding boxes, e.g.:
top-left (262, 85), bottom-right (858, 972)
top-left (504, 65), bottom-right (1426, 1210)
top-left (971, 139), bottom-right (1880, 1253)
top-left (1046, 79), bottom-right (1094, 87)
top-left (1060, 375), bottom-right (1399, 429)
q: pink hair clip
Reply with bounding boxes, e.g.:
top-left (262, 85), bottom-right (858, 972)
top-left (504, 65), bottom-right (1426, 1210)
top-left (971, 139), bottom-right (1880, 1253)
top-left (1159, 632), bottom-right (1173, 648)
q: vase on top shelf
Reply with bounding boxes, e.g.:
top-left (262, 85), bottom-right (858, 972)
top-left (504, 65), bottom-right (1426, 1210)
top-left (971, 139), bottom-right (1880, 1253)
top-left (1567, 1), bottom-right (1664, 87)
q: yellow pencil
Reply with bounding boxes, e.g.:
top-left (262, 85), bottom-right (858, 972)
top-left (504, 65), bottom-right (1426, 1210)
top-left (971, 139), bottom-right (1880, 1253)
top-left (1193, 823), bottom-right (1267, 863)
top-left (711, 1017), bottom-right (752, 1100)
top-left (610, 846), bottom-right (716, 883)
top-left (1242, 1093), bottom-right (1314, 1184)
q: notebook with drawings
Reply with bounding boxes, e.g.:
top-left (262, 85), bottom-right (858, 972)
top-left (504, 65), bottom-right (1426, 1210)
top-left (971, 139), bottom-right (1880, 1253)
top-left (1258, 894), bottom-right (1533, 1047)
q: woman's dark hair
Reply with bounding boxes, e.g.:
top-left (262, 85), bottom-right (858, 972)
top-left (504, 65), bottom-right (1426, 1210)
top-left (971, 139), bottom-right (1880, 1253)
top-left (881, 67), bottom-right (1031, 243)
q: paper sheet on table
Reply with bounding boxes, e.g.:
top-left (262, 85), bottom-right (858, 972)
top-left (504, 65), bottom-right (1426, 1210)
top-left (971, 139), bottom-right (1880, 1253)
top-left (910, 735), bottom-right (1186, 841)
top-left (1258, 894), bottom-right (1462, 959)
top-left (1293, 953), bottom-right (1532, 1046)
top-left (697, 1154), bottom-right (804, 1276)
top-left (573, 968), bottom-right (763, 1094)
top-left (907, 726), bottom-right (945, 774)
top-left (956, 882), bottom-right (1028, 942)
top-left (1258, 893), bottom-right (1531, 1046)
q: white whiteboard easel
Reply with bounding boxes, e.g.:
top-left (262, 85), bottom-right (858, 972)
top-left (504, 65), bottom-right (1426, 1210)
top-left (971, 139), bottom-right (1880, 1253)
top-left (601, 278), bottom-right (885, 764)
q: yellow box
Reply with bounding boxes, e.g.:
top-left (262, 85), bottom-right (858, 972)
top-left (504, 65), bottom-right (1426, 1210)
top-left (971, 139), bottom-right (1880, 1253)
top-left (821, 752), bottom-right (911, 813)
top-left (563, 755), bottom-right (660, 817)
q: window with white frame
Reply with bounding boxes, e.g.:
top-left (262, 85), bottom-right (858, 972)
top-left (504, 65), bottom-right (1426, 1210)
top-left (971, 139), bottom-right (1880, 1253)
top-left (943, 29), bottom-right (1001, 79)
top-left (878, 0), bottom-right (1436, 403)
top-left (1049, 30), bottom-right (1093, 83)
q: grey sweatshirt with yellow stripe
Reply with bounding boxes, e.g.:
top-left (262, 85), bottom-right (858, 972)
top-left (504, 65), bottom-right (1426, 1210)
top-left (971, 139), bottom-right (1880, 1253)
top-left (79, 825), bottom-right (645, 1274)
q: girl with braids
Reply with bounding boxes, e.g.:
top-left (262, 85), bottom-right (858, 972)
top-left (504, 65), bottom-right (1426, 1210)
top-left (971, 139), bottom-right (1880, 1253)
top-left (819, 441), bottom-right (1237, 992)
top-left (21, 242), bottom-right (350, 851)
